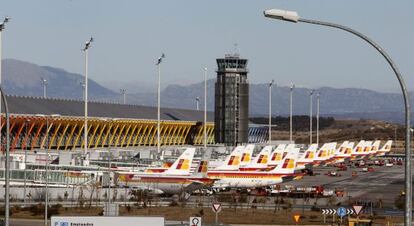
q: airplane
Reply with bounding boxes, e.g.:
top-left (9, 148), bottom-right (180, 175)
top-left (239, 145), bottom-right (273, 171)
top-left (266, 144), bottom-right (297, 170)
top-left (312, 143), bottom-right (330, 167)
top-left (366, 140), bottom-right (381, 158)
top-left (239, 144), bottom-right (255, 167)
top-left (267, 144), bottom-right (287, 168)
top-left (351, 140), bottom-right (376, 160)
top-left (213, 146), bottom-right (245, 171)
top-left (361, 141), bottom-right (373, 158)
top-left (313, 142), bottom-right (337, 166)
top-left (115, 148), bottom-right (215, 195)
top-left (350, 140), bottom-right (366, 160)
top-left (332, 141), bottom-right (355, 164)
top-left (208, 149), bottom-right (300, 188)
top-left (375, 140), bottom-right (393, 156)
top-left (296, 144), bottom-right (318, 170)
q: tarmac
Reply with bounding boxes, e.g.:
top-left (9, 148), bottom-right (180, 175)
top-left (285, 161), bottom-right (407, 206)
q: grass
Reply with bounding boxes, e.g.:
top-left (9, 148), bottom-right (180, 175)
top-left (6, 205), bottom-right (406, 225)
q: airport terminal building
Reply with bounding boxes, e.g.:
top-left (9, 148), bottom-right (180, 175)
top-left (0, 95), bottom-right (215, 151)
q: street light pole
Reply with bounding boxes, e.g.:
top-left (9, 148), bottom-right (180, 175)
top-left (40, 78), bottom-right (48, 98)
top-left (82, 37), bottom-right (93, 166)
top-left (107, 140), bottom-right (111, 206)
top-left (0, 17), bottom-right (10, 155)
top-left (268, 80), bottom-right (274, 144)
top-left (79, 81), bottom-right (85, 101)
top-left (23, 119), bottom-right (30, 206)
top-left (195, 97), bottom-right (200, 111)
top-left (316, 92), bottom-right (320, 146)
top-left (264, 9), bottom-right (411, 225)
top-left (309, 90), bottom-right (313, 145)
top-left (0, 85), bottom-right (10, 226)
top-left (289, 83), bottom-right (294, 143)
top-left (156, 53), bottom-right (165, 160)
top-left (204, 67), bottom-right (208, 150)
top-left (120, 89), bottom-right (126, 104)
top-left (44, 117), bottom-right (49, 226)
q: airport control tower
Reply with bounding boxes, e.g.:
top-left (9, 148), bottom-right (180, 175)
top-left (214, 54), bottom-right (249, 146)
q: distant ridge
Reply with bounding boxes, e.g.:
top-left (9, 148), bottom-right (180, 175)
top-left (2, 59), bottom-right (117, 101)
top-left (2, 59), bottom-right (413, 124)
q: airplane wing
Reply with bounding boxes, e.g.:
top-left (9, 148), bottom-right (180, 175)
top-left (128, 185), bottom-right (164, 195)
top-left (183, 180), bottom-right (210, 193)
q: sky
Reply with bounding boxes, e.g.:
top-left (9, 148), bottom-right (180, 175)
top-left (1, 0), bottom-right (413, 93)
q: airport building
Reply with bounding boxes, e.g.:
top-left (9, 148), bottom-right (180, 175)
top-left (214, 54), bottom-right (249, 145)
top-left (0, 95), bottom-right (215, 151)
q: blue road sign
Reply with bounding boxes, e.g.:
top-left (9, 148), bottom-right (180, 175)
top-left (337, 207), bottom-right (347, 217)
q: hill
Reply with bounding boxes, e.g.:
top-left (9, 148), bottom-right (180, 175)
top-left (2, 59), bottom-right (117, 101)
top-left (2, 59), bottom-right (412, 123)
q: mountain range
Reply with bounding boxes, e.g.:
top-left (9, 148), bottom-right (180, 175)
top-left (2, 59), bottom-right (412, 124)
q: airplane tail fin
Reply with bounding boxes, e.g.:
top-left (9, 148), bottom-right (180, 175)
top-left (345, 142), bottom-right (355, 154)
top-left (379, 140), bottom-right (393, 153)
top-left (163, 148), bottom-right (195, 175)
top-left (240, 144), bottom-right (255, 166)
top-left (270, 148), bottom-right (299, 174)
top-left (328, 142), bottom-right (337, 157)
top-left (193, 148), bottom-right (212, 177)
top-left (300, 144), bottom-right (318, 161)
top-left (336, 141), bottom-right (349, 154)
top-left (253, 145), bottom-right (272, 164)
top-left (353, 140), bottom-right (366, 154)
top-left (214, 146), bottom-right (244, 170)
top-left (275, 144), bottom-right (287, 152)
top-left (363, 141), bottom-right (373, 153)
top-left (371, 140), bottom-right (381, 153)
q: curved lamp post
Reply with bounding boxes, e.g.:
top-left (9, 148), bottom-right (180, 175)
top-left (264, 8), bottom-right (411, 225)
top-left (0, 85), bottom-right (10, 226)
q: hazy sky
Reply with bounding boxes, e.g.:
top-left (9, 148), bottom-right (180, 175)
top-left (2, 0), bottom-right (413, 93)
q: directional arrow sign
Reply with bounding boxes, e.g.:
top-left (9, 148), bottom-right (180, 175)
top-left (322, 208), bottom-right (337, 215)
top-left (353, 205), bottom-right (364, 215)
top-left (293, 214), bottom-right (301, 223)
top-left (346, 208), bottom-right (355, 215)
top-left (212, 203), bottom-right (222, 213)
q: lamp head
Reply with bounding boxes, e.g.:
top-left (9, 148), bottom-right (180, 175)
top-left (83, 36), bottom-right (93, 51)
top-left (263, 9), bottom-right (299, 23)
top-left (0, 16), bottom-right (10, 30)
top-left (156, 53), bottom-right (166, 65)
